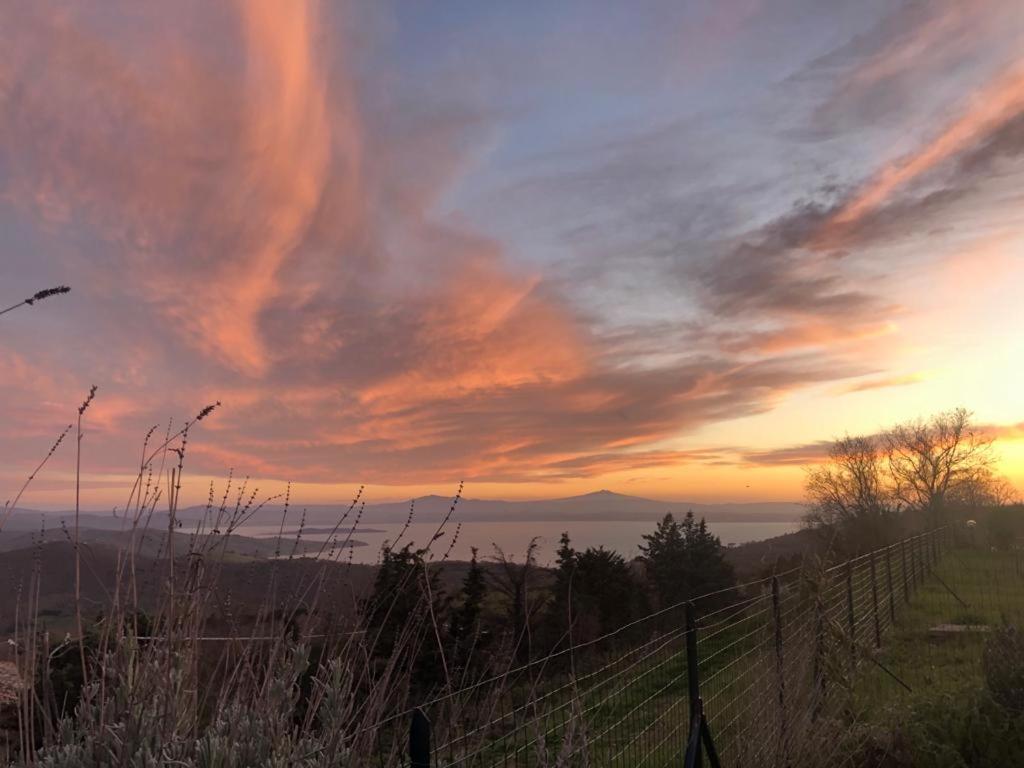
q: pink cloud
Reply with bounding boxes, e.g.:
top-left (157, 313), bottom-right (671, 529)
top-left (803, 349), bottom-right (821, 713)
top-left (2, 1), bottom-right (1018, 498)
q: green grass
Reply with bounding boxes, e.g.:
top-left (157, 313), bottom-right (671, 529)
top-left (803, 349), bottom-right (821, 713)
top-left (852, 548), bottom-right (1024, 718)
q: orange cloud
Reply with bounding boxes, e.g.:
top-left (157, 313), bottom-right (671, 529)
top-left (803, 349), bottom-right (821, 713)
top-left (743, 420), bottom-right (1024, 469)
top-left (980, 422), bottom-right (1024, 441)
top-left (0, 2), bottom-right (339, 376)
top-left (175, 0), bottom-right (333, 374)
top-left (741, 442), bottom-right (832, 467)
top-left (841, 373), bottom-right (923, 394)
top-left (5, 1), bottom-right (1017, 505)
top-left (719, 320), bottom-right (897, 355)
top-left (358, 259), bottom-right (587, 412)
top-left (824, 64), bottom-right (1024, 238)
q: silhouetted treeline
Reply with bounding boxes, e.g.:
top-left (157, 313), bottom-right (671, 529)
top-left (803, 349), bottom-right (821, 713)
top-left (362, 511), bottom-right (736, 693)
top-left (803, 408), bottom-right (1019, 554)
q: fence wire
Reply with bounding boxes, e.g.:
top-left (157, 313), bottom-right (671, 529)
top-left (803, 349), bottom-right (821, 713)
top-left (363, 527), bottom-right (1024, 767)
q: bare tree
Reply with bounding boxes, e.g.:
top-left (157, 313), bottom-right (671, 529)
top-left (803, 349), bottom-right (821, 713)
top-left (803, 434), bottom-right (897, 553)
top-left (884, 408), bottom-right (998, 525)
top-left (948, 467), bottom-right (1017, 509)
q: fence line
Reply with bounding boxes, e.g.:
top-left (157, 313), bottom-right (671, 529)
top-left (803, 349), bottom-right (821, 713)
top-left (375, 527), bottom-right (994, 766)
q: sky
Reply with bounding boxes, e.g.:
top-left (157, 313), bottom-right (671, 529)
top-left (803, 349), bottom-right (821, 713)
top-left (1, 0), bottom-right (1022, 509)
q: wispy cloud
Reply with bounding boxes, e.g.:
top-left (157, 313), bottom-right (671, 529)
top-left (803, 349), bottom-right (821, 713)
top-left (741, 419), bottom-right (1024, 469)
top-left (740, 442), bottom-right (834, 468)
top-left (840, 374), bottom-right (924, 394)
top-left (0, 1), bottom-right (1021, 498)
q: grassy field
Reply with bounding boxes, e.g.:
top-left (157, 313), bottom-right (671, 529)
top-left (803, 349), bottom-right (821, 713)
top-left (853, 547), bottom-right (1024, 715)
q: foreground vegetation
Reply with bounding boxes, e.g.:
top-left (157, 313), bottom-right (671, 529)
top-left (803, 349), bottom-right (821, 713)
top-left (828, 544), bottom-right (1024, 767)
top-left (0, 391), bottom-right (747, 765)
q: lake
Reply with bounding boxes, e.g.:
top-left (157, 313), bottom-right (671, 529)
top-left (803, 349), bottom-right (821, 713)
top-left (236, 519), bottom-right (799, 564)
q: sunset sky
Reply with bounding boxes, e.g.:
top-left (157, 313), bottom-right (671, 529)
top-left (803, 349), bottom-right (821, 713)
top-left (1, 0), bottom-right (1022, 509)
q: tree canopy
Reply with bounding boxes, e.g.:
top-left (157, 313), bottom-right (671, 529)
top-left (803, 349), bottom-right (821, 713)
top-left (804, 408), bottom-right (1015, 552)
top-left (640, 511), bottom-right (736, 609)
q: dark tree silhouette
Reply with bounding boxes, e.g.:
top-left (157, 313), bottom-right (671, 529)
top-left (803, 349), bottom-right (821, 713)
top-left (641, 512), bottom-right (735, 609)
top-left (804, 434), bottom-right (897, 553)
top-left (362, 544), bottom-right (449, 693)
top-left (449, 547), bottom-right (489, 676)
top-left (490, 540), bottom-right (546, 662)
top-left (546, 534), bottom-right (643, 645)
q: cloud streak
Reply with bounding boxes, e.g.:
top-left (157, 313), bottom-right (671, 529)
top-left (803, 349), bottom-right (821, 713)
top-left (840, 374), bottom-right (923, 394)
top-left (0, 1), bottom-right (1022, 499)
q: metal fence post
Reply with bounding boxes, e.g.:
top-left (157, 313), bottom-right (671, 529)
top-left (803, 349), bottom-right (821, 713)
top-left (885, 546), bottom-right (896, 626)
top-left (869, 551), bottom-right (881, 648)
top-left (410, 708), bottom-right (431, 768)
top-left (685, 601), bottom-right (703, 768)
top-left (901, 538), bottom-right (910, 603)
top-left (846, 560), bottom-right (856, 663)
top-left (771, 576), bottom-right (787, 760)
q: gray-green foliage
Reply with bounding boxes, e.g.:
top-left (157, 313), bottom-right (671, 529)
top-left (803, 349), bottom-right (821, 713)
top-left (841, 627), bottom-right (1024, 767)
top-left (30, 645), bottom-right (357, 768)
top-left (982, 625), bottom-right (1024, 712)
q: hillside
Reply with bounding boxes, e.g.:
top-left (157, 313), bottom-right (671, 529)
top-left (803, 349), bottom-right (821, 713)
top-left (8, 491), bottom-right (804, 529)
top-left (0, 526), bottom-right (367, 558)
top-left (0, 540), bottom-right (379, 636)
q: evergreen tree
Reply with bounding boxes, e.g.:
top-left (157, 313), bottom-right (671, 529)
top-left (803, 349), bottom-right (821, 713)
top-left (362, 543), bottom-right (449, 693)
top-left (640, 513), bottom-right (686, 605)
top-left (540, 532), bottom-right (578, 651)
top-left (545, 533), bottom-right (642, 645)
top-left (553, 533), bottom-right (577, 614)
top-left (682, 513), bottom-right (736, 604)
top-left (490, 540), bottom-right (545, 662)
top-left (571, 546), bottom-right (638, 637)
top-left (640, 511), bottom-right (735, 609)
top-left (449, 548), bottom-right (488, 673)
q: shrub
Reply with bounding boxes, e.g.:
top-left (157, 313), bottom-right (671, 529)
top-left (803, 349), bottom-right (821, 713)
top-left (982, 626), bottom-right (1024, 712)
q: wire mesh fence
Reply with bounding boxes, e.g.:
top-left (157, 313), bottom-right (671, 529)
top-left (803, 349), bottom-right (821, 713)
top-left (367, 527), bottom-right (1024, 767)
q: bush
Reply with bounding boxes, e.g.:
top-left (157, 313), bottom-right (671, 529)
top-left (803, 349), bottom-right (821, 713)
top-left (845, 692), bottom-right (1024, 768)
top-left (982, 626), bottom-right (1024, 712)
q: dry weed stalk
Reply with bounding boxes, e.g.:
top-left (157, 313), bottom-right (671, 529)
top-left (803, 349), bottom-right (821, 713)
top-left (2, 405), bottom-right (529, 767)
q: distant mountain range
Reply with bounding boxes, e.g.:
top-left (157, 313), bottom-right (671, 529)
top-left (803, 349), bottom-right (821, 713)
top-left (5, 490), bottom-right (804, 529)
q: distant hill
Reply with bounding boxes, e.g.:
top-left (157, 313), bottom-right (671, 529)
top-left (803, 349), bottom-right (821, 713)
top-left (7, 491), bottom-right (804, 528)
top-left (194, 490), bottom-right (804, 525)
top-left (0, 524), bottom-right (367, 558)
top-left (1, 509), bottom-right (136, 532)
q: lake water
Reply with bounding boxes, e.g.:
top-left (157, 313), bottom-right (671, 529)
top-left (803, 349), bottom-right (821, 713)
top-left (235, 520), bottom-right (799, 564)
